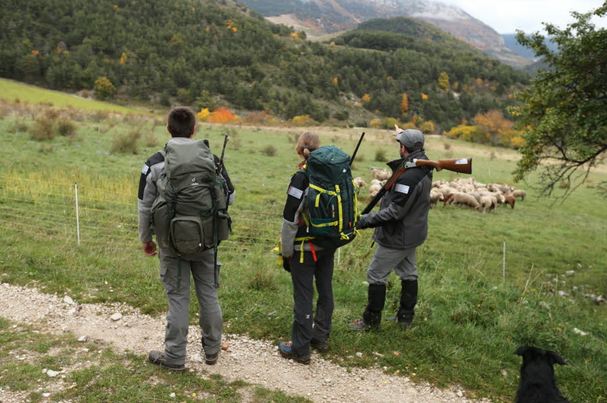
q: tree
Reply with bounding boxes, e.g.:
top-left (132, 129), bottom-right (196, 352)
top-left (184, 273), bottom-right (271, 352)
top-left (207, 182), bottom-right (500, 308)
top-left (513, 3), bottom-right (607, 196)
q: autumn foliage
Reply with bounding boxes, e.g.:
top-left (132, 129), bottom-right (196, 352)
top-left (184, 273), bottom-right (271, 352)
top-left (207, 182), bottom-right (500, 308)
top-left (205, 107), bottom-right (238, 124)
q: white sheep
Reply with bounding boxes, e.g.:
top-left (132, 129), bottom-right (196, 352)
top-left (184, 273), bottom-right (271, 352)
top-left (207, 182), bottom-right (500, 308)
top-left (353, 177), bottom-right (367, 189)
top-left (446, 192), bottom-right (481, 210)
top-left (371, 168), bottom-right (391, 181)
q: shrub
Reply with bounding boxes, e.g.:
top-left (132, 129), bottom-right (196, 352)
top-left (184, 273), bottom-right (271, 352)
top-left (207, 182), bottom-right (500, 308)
top-left (382, 117), bottom-right (398, 130)
top-left (56, 118), bottom-right (77, 137)
top-left (420, 120), bottom-right (436, 134)
top-left (111, 130), bottom-right (141, 154)
top-left (369, 118), bottom-right (383, 128)
top-left (207, 107), bottom-right (238, 124)
top-left (261, 145), bottom-right (277, 157)
top-left (94, 76), bottom-right (116, 99)
top-left (291, 114), bottom-right (314, 126)
top-left (375, 149), bottom-right (387, 162)
top-left (30, 116), bottom-right (55, 141)
top-left (143, 131), bottom-right (159, 148)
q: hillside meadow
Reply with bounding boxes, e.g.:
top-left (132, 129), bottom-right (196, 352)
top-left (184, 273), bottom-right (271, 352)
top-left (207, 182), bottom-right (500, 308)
top-left (0, 93), bottom-right (605, 401)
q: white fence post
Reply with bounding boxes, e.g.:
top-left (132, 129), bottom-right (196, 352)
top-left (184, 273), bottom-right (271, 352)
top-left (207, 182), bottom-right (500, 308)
top-left (74, 183), bottom-right (81, 246)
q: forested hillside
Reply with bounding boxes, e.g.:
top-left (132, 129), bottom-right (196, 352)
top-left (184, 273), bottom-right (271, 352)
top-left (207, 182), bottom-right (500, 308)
top-left (0, 0), bottom-right (527, 129)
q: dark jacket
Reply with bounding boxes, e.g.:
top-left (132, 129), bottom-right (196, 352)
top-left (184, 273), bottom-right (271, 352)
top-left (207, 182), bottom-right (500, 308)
top-left (360, 149), bottom-right (432, 250)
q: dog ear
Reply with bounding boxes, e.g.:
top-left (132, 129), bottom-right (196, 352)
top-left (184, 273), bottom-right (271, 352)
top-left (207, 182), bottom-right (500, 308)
top-left (547, 351), bottom-right (567, 366)
top-left (515, 346), bottom-right (528, 356)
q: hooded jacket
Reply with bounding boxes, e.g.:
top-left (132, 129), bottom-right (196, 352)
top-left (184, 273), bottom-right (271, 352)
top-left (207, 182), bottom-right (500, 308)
top-left (359, 149), bottom-right (432, 250)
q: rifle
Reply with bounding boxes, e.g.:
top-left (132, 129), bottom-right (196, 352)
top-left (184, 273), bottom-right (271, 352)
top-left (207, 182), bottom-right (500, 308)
top-left (362, 158), bottom-right (472, 215)
top-left (350, 132), bottom-right (365, 166)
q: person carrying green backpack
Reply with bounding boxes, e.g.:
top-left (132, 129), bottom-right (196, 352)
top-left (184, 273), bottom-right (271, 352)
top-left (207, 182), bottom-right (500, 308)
top-left (138, 107), bottom-right (234, 370)
top-left (278, 132), bottom-right (357, 364)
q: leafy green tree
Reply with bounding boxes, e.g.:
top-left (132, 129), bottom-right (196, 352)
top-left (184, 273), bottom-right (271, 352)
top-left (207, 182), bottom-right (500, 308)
top-left (514, 3), bottom-right (607, 195)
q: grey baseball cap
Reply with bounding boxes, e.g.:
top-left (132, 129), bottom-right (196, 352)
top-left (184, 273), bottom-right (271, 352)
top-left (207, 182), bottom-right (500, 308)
top-left (395, 128), bottom-right (424, 151)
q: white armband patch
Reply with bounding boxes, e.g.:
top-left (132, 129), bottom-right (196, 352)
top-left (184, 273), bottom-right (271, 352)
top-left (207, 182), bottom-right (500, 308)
top-left (288, 186), bottom-right (304, 199)
top-left (141, 164), bottom-right (150, 175)
top-left (395, 184), bottom-right (410, 194)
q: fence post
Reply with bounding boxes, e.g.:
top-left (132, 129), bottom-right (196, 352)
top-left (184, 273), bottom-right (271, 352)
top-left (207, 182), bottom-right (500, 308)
top-left (74, 183), bottom-right (81, 246)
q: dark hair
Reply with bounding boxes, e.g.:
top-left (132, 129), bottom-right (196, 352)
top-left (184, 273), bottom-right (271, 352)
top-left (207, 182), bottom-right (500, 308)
top-left (167, 107), bottom-right (195, 138)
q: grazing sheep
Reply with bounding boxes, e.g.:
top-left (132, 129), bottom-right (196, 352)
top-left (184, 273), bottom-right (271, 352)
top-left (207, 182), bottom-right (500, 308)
top-left (353, 177), bottom-right (366, 189)
top-left (515, 346), bottom-right (569, 403)
top-left (429, 188), bottom-right (444, 207)
top-left (513, 189), bottom-right (526, 201)
top-left (445, 192), bottom-right (480, 210)
top-left (368, 181), bottom-right (383, 199)
top-left (504, 193), bottom-right (516, 209)
top-left (371, 167), bottom-right (391, 181)
top-left (479, 195), bottom-right (497, 213)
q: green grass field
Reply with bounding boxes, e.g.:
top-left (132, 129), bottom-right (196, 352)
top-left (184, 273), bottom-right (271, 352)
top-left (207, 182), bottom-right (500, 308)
top-left (0, 83), bottom-right (606, 402)
top-left (0, 78), bottom-right (146, 113)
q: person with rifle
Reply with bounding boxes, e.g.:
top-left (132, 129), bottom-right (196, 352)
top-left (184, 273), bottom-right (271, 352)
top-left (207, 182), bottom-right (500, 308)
top-left (137, 107), bottom-right (234, 370)
top-left (351, 127), bottom-right (432, 331)
top-left (278, 131), bottom-right (358, 364)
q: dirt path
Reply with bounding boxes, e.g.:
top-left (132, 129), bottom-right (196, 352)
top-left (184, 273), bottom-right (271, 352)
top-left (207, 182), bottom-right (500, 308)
top-left (0, 283), bottom-right (489, 403)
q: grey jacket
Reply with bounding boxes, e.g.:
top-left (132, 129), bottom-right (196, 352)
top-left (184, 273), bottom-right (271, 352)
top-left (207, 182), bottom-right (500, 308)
top-left (359, 150), bottom-right (432, 250)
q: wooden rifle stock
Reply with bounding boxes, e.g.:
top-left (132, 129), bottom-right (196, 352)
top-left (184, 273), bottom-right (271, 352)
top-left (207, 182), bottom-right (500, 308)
top-left (361, 158), bottom-right (472, 215)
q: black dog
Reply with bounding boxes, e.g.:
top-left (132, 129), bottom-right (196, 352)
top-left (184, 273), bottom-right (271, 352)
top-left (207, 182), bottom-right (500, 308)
top-left (515, 346), bottom-right (569, 403)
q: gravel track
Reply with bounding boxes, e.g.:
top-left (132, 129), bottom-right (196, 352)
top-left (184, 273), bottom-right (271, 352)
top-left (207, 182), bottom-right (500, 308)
top-left (0, 283), bottom-right (489, 402)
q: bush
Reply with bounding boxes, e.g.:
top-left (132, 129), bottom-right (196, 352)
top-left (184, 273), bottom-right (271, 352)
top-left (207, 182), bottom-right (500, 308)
top-left (56, 118), bottom-right (77, 137)
top-left (291, 114), bottom-right (314, 126)
top-left (261, 145), bottom-right (277, 157)
top-left (143, 131), bottom-right (159, 148)
top-left (30, 116), bottom-right (55, 141)
top-left (420, 120), bottom-right (436, 134)
top-left (375, 149), bottom-right (387, 162)
top-left (94, 76), bottom-right (116, 99)
top-left (111, 130), bottom-right (141, 154)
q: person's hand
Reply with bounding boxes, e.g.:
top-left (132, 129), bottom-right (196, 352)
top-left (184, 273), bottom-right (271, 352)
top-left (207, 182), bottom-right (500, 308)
top-left (143, 241), bottom-right (157, 256)
top-left (282, 256), bottom-right (291, 273)
top-left (356, 214), bottom-right (370, 230)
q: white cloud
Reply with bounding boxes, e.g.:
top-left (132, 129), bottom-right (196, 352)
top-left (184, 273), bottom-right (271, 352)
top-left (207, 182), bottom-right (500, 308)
top-left (440, 0), bottom-right (606, 33)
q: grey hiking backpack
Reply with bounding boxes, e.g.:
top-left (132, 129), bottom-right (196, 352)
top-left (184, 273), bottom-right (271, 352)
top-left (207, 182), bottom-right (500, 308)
top-left (151, 140), bottom-right (230, 257)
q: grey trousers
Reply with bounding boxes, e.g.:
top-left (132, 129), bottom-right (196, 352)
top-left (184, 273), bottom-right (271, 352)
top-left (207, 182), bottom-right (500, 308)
top-left (159, 249), bottom-right (222, 366)
top-left (367, 244), bottom-right (418, 285)
top-left (288, 248), bottom-right (335, 357)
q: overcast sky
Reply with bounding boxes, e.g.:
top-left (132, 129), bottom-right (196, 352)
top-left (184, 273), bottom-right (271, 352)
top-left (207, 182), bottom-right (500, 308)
top-left (441, 0), bottom-right (607, 33)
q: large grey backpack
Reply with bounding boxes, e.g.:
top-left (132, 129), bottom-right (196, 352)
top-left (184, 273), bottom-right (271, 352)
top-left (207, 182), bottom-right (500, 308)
top-left (151, 140), bottom-right (230, 257)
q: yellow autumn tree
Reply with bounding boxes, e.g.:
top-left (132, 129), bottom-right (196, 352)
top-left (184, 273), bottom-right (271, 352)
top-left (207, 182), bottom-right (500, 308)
top-left (438, 71), bottom-right (450, 91)
top-left (400, 93), bottom-right (409, 114)
top-left (473, 110), bottom-right (513, 145)
top-left (420, 93), bottom-right (429, 101)
top-left (361, 93), bottom-right (372, 104)
top-left (197, 108), bottom-right (210, 122)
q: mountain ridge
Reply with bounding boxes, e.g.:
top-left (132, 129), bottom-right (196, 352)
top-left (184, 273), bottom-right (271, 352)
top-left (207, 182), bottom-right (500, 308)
top-left (239, 0), bottom-right (533, 67)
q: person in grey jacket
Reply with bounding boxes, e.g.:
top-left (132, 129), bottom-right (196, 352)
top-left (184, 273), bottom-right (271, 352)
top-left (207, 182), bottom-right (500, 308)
top-left (352, 128), bottom-right (432, 330)
top-left (138, 107), bottom-right (234, 370)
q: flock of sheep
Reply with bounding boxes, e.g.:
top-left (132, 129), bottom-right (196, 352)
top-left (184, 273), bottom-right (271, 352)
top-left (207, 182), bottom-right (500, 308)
top-left (354, 168), bottom-right (526, 213)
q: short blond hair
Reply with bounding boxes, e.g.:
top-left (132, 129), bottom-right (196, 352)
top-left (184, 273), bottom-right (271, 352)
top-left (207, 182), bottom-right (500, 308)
top-left (295, 132), bottom-right (320, 159)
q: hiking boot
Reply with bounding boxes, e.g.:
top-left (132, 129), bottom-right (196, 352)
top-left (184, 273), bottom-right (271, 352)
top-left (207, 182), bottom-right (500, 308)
top-left (397, 314), bottom-right (414, 330)
top-left (277, 341), bottom-right (310, 365)
top-left (310, 338), bottom-right (329, 353)
top-left (148, 350), bottom-right (185, 371)
top-left (204, 352), bottom-right (219, 365)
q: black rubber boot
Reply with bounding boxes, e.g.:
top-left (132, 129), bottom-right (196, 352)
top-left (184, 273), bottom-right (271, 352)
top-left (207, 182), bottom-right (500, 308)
top-left (352, 283), bottom-right (386, 331)
top-left (397, 280), bottom-right (418, 329)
